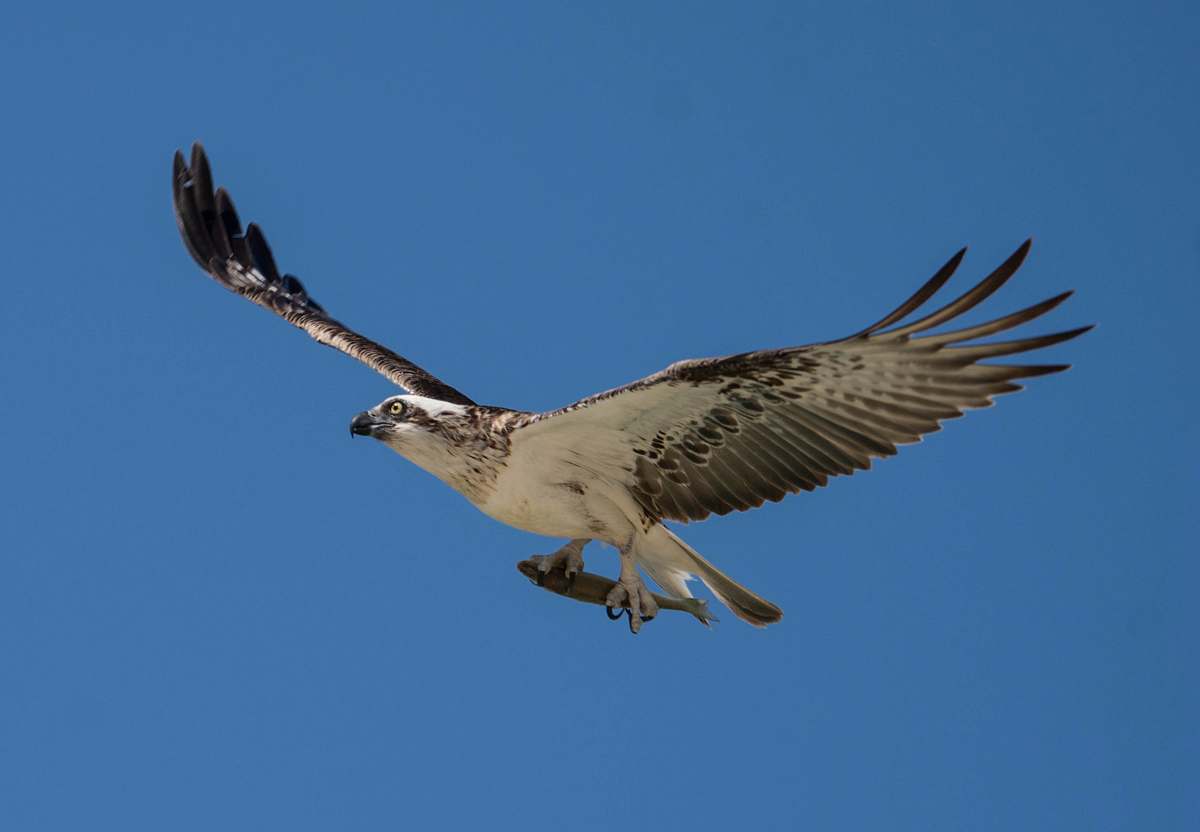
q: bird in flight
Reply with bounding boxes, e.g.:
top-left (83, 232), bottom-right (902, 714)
top-left (173, 143), bottom-right (1089, 633)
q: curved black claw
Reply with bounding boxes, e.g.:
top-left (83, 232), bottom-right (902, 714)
top-left (606, 605), bottom-right (624, 621)
top-left (536, 569), bottom-right (545, 587)
top-left (565, 572), bottom-right (577, 595)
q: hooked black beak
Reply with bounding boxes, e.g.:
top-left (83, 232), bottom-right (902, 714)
top-left (350, 411), bottom-right (380, 437)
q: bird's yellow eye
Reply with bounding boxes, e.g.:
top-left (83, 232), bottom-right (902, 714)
top-left (389, 401), bottom-right (405, 416)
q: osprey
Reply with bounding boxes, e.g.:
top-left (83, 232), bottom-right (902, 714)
top-left (173, 143), bottom-right (1089, 633)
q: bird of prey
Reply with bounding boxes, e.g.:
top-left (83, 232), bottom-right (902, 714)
top-left (172, 143), bottom-right (1089, 633)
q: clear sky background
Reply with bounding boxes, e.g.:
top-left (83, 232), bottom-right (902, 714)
top-left (2, 2), bottom-right (1196, 829)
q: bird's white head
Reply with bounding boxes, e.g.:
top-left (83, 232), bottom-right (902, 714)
top-left (349, 394), bottom-right (469, 451)
top-left (348, 395), bottom-right (505, 500)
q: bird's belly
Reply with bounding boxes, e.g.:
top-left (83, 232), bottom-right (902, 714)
top-left (473, 461), bottom-right (634, 544)
top-left (475, 487), bottom-right (589, 539)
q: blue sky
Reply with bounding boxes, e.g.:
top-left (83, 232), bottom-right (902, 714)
top-left (2, 2), bottom-right (1196, 829)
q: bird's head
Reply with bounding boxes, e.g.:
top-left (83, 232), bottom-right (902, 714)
top-left (349, 395), bottom-right (497, 498)
top-left (349, 395), bottom-right (468, 452)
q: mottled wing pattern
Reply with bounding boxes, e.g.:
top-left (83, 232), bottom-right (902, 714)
top-left (510, 241), bottom-right (1089, 523)
top-left (172, 143), bottom-right (476, 406)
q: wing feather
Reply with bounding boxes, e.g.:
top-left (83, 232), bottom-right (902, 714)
top-left (510, 242), bottom-right (1088, 523)
top-left (172, 142), bottom-right (475, 406)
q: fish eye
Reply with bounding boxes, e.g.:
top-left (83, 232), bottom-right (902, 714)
top-left (388, 401), bottom-right (406, 416)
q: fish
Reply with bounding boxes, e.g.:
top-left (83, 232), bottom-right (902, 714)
top-left (517, 556), bottom-right (718, 629)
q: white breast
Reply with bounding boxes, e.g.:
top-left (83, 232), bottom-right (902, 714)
top-left (474, 437), bottom-right (639, 545)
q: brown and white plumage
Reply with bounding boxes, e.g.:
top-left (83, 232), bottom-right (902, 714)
top-left (507, 241), bottom-right (1090, 525)
top-left (172, 143), bottom-right (475, 406)
top-left (172, 141), bottom-right (1089, 631)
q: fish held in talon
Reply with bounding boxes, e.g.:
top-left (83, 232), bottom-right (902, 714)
top-left (518, 557), bottom-right (718, 627)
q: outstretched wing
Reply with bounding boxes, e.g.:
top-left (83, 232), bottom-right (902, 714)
top-left (510, 241), bottom-right (1090, 523)
top-left (172, 143), bottom-right (475, 406)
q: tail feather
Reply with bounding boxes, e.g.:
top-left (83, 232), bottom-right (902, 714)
top-left (691, 554), bottom-right (784, 628)
top-left (638, 526), bottom-right (783, 627)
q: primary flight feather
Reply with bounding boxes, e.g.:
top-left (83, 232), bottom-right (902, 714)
top-left (173, 142), bottom-right (1089, 632)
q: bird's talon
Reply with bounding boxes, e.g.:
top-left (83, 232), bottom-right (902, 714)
top-left (535, 541), bottom-right (586, 592)
top-left (627, 608), bottom-right (640, 634)
top-left (606, 605), bottom-right (624, 620)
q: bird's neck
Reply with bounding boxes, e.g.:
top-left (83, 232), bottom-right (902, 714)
top-left (388, 420), bottom-right (509, 503)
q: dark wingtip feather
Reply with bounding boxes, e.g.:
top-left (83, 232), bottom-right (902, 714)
top-left (979, 237), bottom-right (1031, 286)
top-left (209, 187), bottom-right (239, 259)
top-left (189, 144), bottom-right (214, 209)
top-left (920, 289), bottom-right (1078, 347)
top-left (1033, 363), bottom-right (1071, 375)
top-left (988, 363), bottom-right (1073, 380)
top-left (950, 325), bottom-right (1093, 361)
top-left (854, 245), bottom-right (968, 337)
top-left (1049, 324), bottom-right (1094, 344)
top-left (881, 239), bottom-right (1034, 339)
top-left (1010, 237), bottom-right (1033, 270)
top-left (214, 187), bottom-right (238, 226)
top-left (189, 143), bottom-right (209, 181)
top-left (217, 192), bottom-right (252, 269)
top-left (1009, 289), bottom-right (1075, 323)
top-left (245, 223), bottom-right (282, 284)
top-left (172, 148), bottom-right (215, 269)
top-left (185, 144), bottom-right (219, 267)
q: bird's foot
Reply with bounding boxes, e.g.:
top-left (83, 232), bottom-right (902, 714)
top-left (536, 540), bottom-right (586, 591)
top-left (605, 574), bottom-right (659, 634)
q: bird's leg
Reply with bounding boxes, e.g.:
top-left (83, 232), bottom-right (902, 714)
top-left (605, 541), bottom-right (659, 634)
top-left (536, 539), bottom-right (588, 590)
